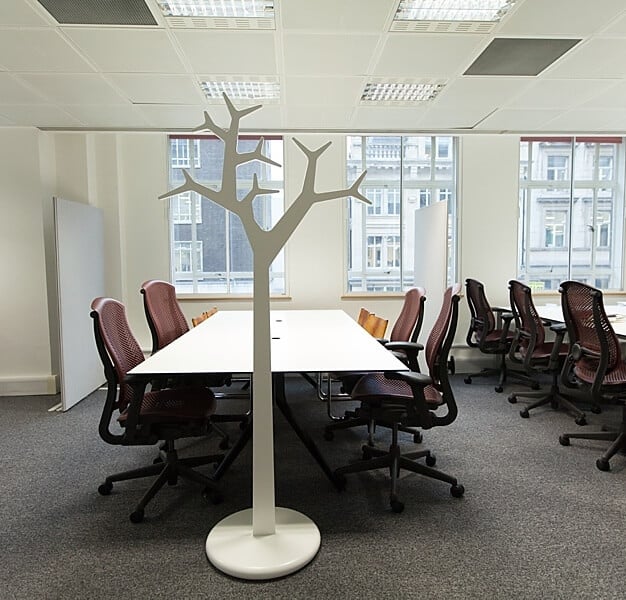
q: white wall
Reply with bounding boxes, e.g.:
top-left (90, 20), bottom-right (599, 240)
top-left (0, 128), bottom-right (55, 395)
top-left (0, 127), bottom-right (525, 395)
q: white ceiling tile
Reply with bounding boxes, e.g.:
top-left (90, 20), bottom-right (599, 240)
top-left (543, 109), bottom-right (622, 131)
top-left (600, 110), bottom-right (626, 131)
top-left (374, 35), bottom-right (485, 78)
top-left (546, 39), bottom-right (626, 78)
top-left (504, 78), bottom-right (618, 109)
top-left (139, 104), bottom-right (227, 129)
top-left (61, 105), bottom-right (150, 128)
top-left (436, 77), bottom-right (533, 110)
top-left (63, 28), bottom-right (185, 73)
top-left (281, 0), bottom-right (396, 32)
top-left (285, 105), bottom-right (354, 129)
top-left (582, 81), bottom-right (626, 108)
top-left (475, 109), bottom-right (563, 131)
top-left (284, 76), bottom-right (363, 106)
top-left (351, 106), bottom-right (429, 130)
top-left (0, 112), bottom-right (14, 125)
top-left (601, 12), bottom-right (626, 35)
top-left (418, 107), bottom-right (492, 129)
top-left (16, 73), bottom-right (127, 104)
top-left (0, 29), bottom-right (93, 72)
top-left (499, 0), bottom-right (626, 36)
top-left (0, 0), bottom-right (51, 26)
top-left (283, 34), bottom-right (379, 76)
top-left (239, 105), bottom-right (283, 129)
top-left (173, 31), bottom-right (276, 73)
top-left (0, 104), bottom-right (83, 127)
top-left (0, 72), bottom-right (48, 104)
top-left (108, 73), bottom-right (205, 104)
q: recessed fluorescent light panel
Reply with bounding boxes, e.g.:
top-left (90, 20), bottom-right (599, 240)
top-left (395, 0), bottom-right (516, 22)
top-left (157, 0), bottom-right (274, 17)
top-left (200, 81), bottom-right (280, 102)
top-left (361, 82), bottom-right (444, 103)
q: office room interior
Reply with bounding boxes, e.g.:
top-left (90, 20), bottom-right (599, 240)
top-left (5, 1), bottom-right (626, 596)
top-left (6, 0), bottom-right (626, 397)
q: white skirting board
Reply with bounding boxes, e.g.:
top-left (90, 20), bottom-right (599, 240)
top-left (0, 375), bottom-right (58, 397)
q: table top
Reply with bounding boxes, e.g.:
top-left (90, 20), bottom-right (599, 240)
top-left (536, 303), bottom-right (626, 338)
top-left (129, 309), bottom-right (409, 376)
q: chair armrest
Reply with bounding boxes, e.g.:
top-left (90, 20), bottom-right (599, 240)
top-left (376, 338), bottom-right (389, 345)
top-left (384, 341), bottom-right (424, 353)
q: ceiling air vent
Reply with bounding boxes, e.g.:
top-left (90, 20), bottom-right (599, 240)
top-left (36, 0), bottom-right (157, 25)
top-left (390, 20), bottom-right (497, 33)
top-left (165, 16), bottom-right (274, 29)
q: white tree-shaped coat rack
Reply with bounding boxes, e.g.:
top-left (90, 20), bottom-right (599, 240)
top-left (160, 95), bottom-right (369, 580)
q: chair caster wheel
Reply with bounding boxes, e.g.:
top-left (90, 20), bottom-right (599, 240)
top-left (508, 394), bottom-right (517, 404)
top-left (323, 429), bottom-right (334, 441)
top-left (596, 458), bottom-right (611, 471)
top-left (333, 473), bottom-right (347, 491)
top-left (559, 435), bottom-right (570, 446)
top-left (203, 487), bottom-right (224, 504)
top-left (520, 409), bottom-right (529, 418)
top-left (413, 432), bottom-right (423, 444)
top-left (390, 498), bottom-right (405, 513)
top-left (590, 405), bottom-right (602, 414)
top-left (596, 458), bottom-right (610, 472)
top-left (218, 437), bottom-right (230, 450)
top-left (464, 377), bottom-right (472, 384)
top-left (575, 416), bottom-right (587, 426)
top-left (495, 385), bottom-right (503, 393)
top-left (451, 484), bottom-right (465, 498)
top-left (425, 454), bottom-right (436, 467)
top-left (130, 509), bottom-right (144, 523)
top-left (98, 481), bottom-right (113, 495)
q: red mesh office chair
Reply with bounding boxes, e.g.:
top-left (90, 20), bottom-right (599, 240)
top-left (140, 279), bottom-right (189, 354)
top-left (140, 280), bottom-right (248, 443)
top-left (333, 285), bottom-right (465, 513)
top-left (507, 280), bottom-right (585, 423)
top-left (91, 297), bottom-right (224, 523)
top-left (558, 281), bottom-right (626, 471)
top-left (322, 287), bottom-right (426, 441)
top-left (464, 278), bottom-right (536, 393)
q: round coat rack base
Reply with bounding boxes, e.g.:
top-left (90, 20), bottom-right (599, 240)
top-left (205, 507), bottom-right (321, 580)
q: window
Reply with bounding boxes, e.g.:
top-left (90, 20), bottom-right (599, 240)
top-left (347, 135), bottom-right (457, 292)
top-left (170, 138), bottom-right (201, 169)
top-left (518, 137), bottom-right (625, 290)
top-left (546, 154), bottom-right (568, 181)
top-left (171, 191), bottom-right (202, 224)
top-left (168, 135), bottom-right (285, 294)
top-left (544, 210), bottom-right (566, 248)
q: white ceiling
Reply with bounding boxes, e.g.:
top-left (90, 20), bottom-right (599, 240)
top-left (2, 0), bottom-right (626, 133)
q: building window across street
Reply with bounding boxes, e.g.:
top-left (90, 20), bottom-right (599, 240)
top-left (346, 135), bottom-right (457, 292)
top-left (518, 137), bottom-right (625, 291)
top-left (168, 135), bottom-right (285, 294)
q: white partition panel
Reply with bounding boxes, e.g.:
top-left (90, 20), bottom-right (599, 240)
top-left (53, 197), bottom-right (105, 410)
top-left (414, 201), bottom-right (449, 343)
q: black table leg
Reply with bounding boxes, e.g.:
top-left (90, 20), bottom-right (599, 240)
top-left (273, 372), bottom-right (341, 490)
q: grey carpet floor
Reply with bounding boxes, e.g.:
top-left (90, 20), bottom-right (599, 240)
top-left (1, 375), bottom-right (625, 600)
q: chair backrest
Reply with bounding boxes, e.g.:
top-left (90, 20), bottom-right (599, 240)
top-left (425, 283), bottom-right (462, 388)
top-left (357, 307), bottom-right (371, 327)
top-left (91, 297), bottom-right (145, 444)
top-left (465, 278), bottom-right (496, 346)
top-left (363, 313), bottom-right (389, 338)
top-left (560, 280), bottom-right (622, 390)
top-left (508, 280), bottom-right (546, 355)
top-left (191, 307), bottom-right (218, 328)
top-left (389, 287), bottom-right (427, 343)
top-left (140, 280), bottom-right (189, 353)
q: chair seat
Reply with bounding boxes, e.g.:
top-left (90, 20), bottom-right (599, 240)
top-left (521, 342), bottom-right (569, 362)
top-left (118, 387), bottom-right (216, 425)
top-left (575, 360), bottom-right (626, 387)
top-left (351, 372), bottom-right (443, 407)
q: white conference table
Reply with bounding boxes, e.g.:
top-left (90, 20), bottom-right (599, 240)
top-left (128, 309), bottom-right (407, 579)
top-left (536, 303), bottom-right (626, 338)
